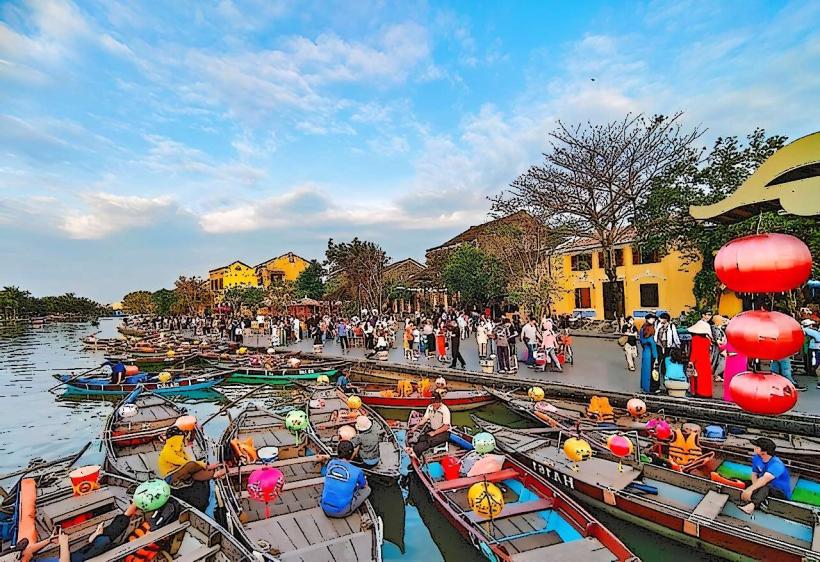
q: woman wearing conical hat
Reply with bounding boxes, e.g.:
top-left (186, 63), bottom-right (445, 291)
top-left (687, 314), bottom-right (715, 398)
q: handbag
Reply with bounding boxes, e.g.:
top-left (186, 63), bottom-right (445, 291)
top-left (651, 368), bottom-right (659, 382)
top-left (617, 335), bottom-right (628, 347)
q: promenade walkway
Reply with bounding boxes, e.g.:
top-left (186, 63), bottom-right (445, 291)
top-left (283, 333), bottom-right (820, 414)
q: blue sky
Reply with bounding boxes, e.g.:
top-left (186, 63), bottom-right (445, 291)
top-left (1, 0), bottom-right (819, 303)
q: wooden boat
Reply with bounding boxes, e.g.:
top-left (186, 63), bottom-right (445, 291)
top-left (346, 362), bottom-right (820, 437)
top-left (409, 428), bottom-right (637, 561)
top-left (0, 455), bottom-right (254, 561)
top-left (224, 362), bottom-right (347, 385)
top-left (474, 419), bottom-right (820, 562)
top-left (217, 403), bottom-right (383, 561)
top-left (308, 387), bottom-right (401, 479)
top-left (117, 325), bottom-right (147, 337)
top-left (488, 387), bottom-right (820, 484)
top-left (53, 369), bottom-right (227, 396)
top-left (354, 381), bottom-right (495, 411)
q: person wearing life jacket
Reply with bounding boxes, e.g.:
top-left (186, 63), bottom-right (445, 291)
top-left (739, 437), bottom-right (792, 515)
top-left (158, 426), bottom-right (225, 486)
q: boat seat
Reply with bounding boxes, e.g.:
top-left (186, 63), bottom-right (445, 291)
top-left (467, 498), bottom-right (553, 524)
top-left (435, 469), bottom-right (519, 492)
top-left (175, 544), bottom-right (220, 562)
top-left (228, 455), bottom-right (328, 476)
top-left (690, 490), bottom-right (729, 521)
top-left (278, 530), bottom-right (373, 561)
top-left (812, 521), bottom-right (820, 551)
top-left (510, 537), bottom-right (615, 561)
top-left (41, 488), bottom-right (118, 527)
top-left (239, 476), bottom-right (324, 499)
top-left (85, 520), bottom-right (190, 562)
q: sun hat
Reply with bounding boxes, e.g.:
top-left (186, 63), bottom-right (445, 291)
top-left (355, 416), bottom-right (372, 432)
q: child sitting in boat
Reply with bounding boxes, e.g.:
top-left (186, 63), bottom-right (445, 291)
top-left (159, 424), bottom-right (225, 486)
top-left (739, 437), bottom-right (792, 515)
top-left (320, 440), bottom-right (371, 518)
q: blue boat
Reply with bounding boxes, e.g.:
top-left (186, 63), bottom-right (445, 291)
top-left (52, 369), bottom-right (227, 396)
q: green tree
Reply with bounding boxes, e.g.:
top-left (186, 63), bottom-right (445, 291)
top-left (637, 128), bottom-right (820, 313)
top-left (223, 286), bottom-right (267, 314)
top-left (265, 279), bottom-right (294, 314)
top-left (442, 245), bottom-right (507, 309)
top-left (152, 289), bottom-right (178, 316)
top-left (122, 291), bottom-right (156, 315)
top-left (294, 260), bottom-right (325, 300)
top-left (174, 276), bottom-right (212, 315)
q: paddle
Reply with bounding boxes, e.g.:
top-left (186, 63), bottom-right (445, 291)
top-left (48, 364), bottom-right (106, 392)
top-left (199, 386), bottom-right (262, 428)
top-left (0, 441), bottom-right (91, 482)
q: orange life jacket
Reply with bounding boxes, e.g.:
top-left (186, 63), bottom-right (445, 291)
top-left (124, 521), bottom-right (161, 562)
top-left (396, 380), bottom-right (413, 397)
top-left (586, 396), bottom-right (614, 423)
top-left (668, 428), bottom-right (703, 466)
top-left (231, 437), bottom-right (257, 463)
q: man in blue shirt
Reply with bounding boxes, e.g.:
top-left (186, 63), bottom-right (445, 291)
top-left (320, 440), bottom-right (370, 518)
top-left (740, 437), bottom-right (791, 515)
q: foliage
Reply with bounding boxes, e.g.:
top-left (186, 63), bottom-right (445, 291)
top-left (173, 276), bottom-right (213, 315)
top-left (151, 289), bottom-right (177, 316)
top-left (0, 286), bottom-right (108, 318)
top-left (0, 286), bottom-right (31, 318)
top-left (324, 237), bottom-right (389, 311)
top-left (442, 245), bottom-right (507, 308)
top-left (636, 128), bottom-right (820, 312)
top-left (122, 291), bottom-right (156, 315)
top-left (223, 285), bottom-right (266, 314)
top-left (265, 278), bottom-right (295, 313)
top-left (384, 280), bottom-right (413, 302)
top-left (493, 113), bottom-right (703, 317)
top-left (293, 260), bottom-right (325, 300)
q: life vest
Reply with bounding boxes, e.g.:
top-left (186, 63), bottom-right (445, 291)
top-left (668, 428), bottom-right (703, 467)
top-left (379, 390), bottom-right (395, 398)
top-left (231, 438), bottom-right (257, 464)
top-left (396, 380), bottom-right (413, 397)
top-left (417, 378), bottom-right (432, 397)
top-left (124, 521), bottom-right (160, 562)
top-left (586, 396), bottom-right (614, 423)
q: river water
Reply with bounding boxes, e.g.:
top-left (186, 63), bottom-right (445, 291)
top-left (0, 319), bottom-right (713, 561)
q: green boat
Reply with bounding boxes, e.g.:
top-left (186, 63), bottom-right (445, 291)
top-left (225, 362), bottom-right (346, 385)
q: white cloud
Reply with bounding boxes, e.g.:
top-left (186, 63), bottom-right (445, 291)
top-left (60, 192), bottom-right (176, 239)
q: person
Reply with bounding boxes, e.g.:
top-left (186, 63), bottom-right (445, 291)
top-left (350, 416), bottom-right (383, 467)
top-left (292, 316), bottom-right (301, 342)
top-left (366, 335), bottom-right (389, 360)
top-left (538, 319), bottom-right (562, 372)
top-left (337, 318), bottom-right (349, 353)
top-left (720, 338), bottom-right (748, 402)
top-left (494, 318), bottom-right (511, 374)
top-left (770, 356), bottom-right (807, 391)
top-left (663, 347), bottom-right (689, 388)
top-left (476, 318), bottom-right (488, 358)
top-left (521, 316), bottom-right (538, 366)
top-left (802, 319), bottom-right (820, 389)
top-left (403, 324), bottom-right (413, 360)
top-left (363, 319), bottom-right (375, 350)
top-left (435, 324), bottom-right (447, 362)
top-left (320, 440), bottom-right (371, 518)
top-left (27, 506), bottom-right (137, 562)
top-left (448, 321), bottom-right (466, 369)
top-left (105, 361), bottom-right (127, 385)
top-left (423, 320), bottom-right (435, 359)
top-left (158, 425), bottom-right (225, 486)
top-left (407, 393), bottom-right (451, 458)
top-left (739, 438), bottom-right (792, 515)
top-left (687, 318), bottom-right (714, 398)
top-left (622, 316), bottom-right (638, 371)
top-left (710, 315), bottom-right (728, 381)
top-left (654, 312), bottom-right (681, 380)
top-left (639, 313), bottom-right (658, 393)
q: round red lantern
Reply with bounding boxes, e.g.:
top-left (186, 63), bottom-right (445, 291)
top-left (715, 233), bottom-right (812, 294)
top-left (729, 372), bottom-right (797, 415)
top-left (725, 310), bottom-right (804, 360)
top-left (606, 434), bottom-right (633, 458)
top-left (626, 398), bottom-right (646, 418)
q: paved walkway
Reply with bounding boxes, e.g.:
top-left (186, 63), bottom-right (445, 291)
top-left (285, 333), bottom-right (820, 414)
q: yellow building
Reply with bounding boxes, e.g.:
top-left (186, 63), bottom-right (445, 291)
top-left (208, 260), bottom-right (258, 295)
top-left (255, 252), bottom-right (310, 286)
top-left (552, 232), bottom-right (700, 320)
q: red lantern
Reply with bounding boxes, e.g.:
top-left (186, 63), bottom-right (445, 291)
top-left (725, 310), bottom-right (804, 360)
top-left (729, 372), bottom-right (797, 415)
top-left (715, 233), bottom-right (812, 294)
top-left (606, 434), bottom-right (633, 458)
top-left (626, 398), bottom-right (646, 418)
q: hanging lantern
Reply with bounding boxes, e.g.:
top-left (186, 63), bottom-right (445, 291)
top-left (247, 467), bottom-right (284, 518)
top-left (347, 395), bottom-right (362, 410)
top-left (473, 432), bottom-right (496, 454)
top-left (528, 387), bottom-right (545, 402)
top-left (562, 437), bottom-right (592, 471)
top-left (725, 310), bottom-right (804, 360)
top-left (467, 482), bottom-right (505, 519)
top-left (654, 420), bottom-right (672, 441)
top-left (715, 233), bottom-right (812, 293)
top-left (626, 398), bottom-right (646, 418)
top-left (729, 372), bottom-right (797, 415)
top-left (284, 410), bottom-right (308, 432)
top-left (606, 434), bottom-right (634, 458)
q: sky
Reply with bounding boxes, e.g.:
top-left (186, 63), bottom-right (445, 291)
top-left (1, 0), bottom-right (819, 303)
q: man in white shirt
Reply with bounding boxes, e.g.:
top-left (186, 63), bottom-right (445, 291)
top-left (520, 316), bottom-right (538, 366)
top-left (407, 393), bottom-right (451, 458)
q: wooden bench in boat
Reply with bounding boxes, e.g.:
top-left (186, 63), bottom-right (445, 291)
top-left (240, 476), bottom-right (325, 499)
top-left (466, 498), bottom-right (553, 524)
top-left (278, 531), bottom-right (373, 562)
top-left (228, 455), bottom-right (329, 476)
top-left (41, 488), bottom-right (118, 526)
top-left (435, 469), bottom-right (519, 492)
top-left (508, 536), bottom-right (615, 562)
top-left (684, 490), bottom-right (729, 537)
top-left (85, 519), bottom-right (190, 562)
top-left (175, 543), bottom-right (220, 562)
top-left (812, 521), bottom-right (819, 552)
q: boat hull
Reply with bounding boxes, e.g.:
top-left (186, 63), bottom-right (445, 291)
top-left (226, 368), bottom-right (340, 385)
top-left (57, 373), bottom-right (225, 395)
top-left (360, 392), bottom-right (494, 411)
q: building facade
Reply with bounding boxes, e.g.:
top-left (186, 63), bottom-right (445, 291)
top-left (255, 252), bottom-right (310, 286)
top-left (208, 261), bottom-right (258, 296)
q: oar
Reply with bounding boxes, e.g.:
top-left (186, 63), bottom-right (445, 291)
top-left (200, 386), bottom-right (262, 428)
top-left (0, 441), bottom-right (91, 482)
top-left (63, 441), bottom-right (93, 473)
top-left (48, 364), bottom-right (106, 392)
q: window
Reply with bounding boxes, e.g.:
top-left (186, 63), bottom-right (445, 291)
top-left (571, 253), bottom-right (592, 271)
top-left (640, 283), bottom-right (659, 308)
top-left (632, 246), bottom-right (660, 264)
top-left (596, 249), bottom-right (624, 268)
top-left (574, 287), bottom-right (592, 309)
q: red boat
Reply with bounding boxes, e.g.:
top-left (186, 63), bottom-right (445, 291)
top-left (356, 382), bottom-right (495, 411)
top-left (410, 430), bottom-right (637, 561)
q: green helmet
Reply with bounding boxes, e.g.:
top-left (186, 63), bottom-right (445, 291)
top-left (133, 479), bottom-right (171, 512)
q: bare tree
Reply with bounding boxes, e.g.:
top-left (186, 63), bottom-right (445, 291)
top-left (325, 238), bottom-right (389, 312)
top-left (174, 276), bottom-right (213, 315)
top-left (493, 113), bottom-right (703, 319)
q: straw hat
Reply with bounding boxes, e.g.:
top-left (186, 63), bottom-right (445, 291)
top-left (355, 416), bottom-right (372, 432)
top-left (687, 320), bottom-right (713, 337)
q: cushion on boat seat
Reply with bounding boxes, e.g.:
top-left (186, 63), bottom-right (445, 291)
top-left (466, 498), bottom-right (553, 524)
top-left (435, 468), bottom-right (519, 492)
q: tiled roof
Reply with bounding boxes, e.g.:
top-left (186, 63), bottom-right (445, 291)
top-left (209, 260), bottom-right (253, 273)
top-left (556, 226), bottom-right (638, 254)
top-left (426, 211), bottom-right (535, 253)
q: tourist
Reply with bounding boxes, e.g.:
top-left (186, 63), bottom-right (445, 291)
top-left (158, 426), bottom-right (225, 486)
top-left (403, 324), bottom-right (414, 360)
top-left (448, 320), bottom-right (466, 369)
top-left (350, 416), bottom-right (383, 467)
top-left (320, 440), bottom-right (371, 518)
top-left (457, 313), bottom-right (468, 340)
top-left (366, 334), bottom-right (389, 360)
top-left (412, 324), bottom-right (421, 359)
top-left (423, 319), bottom-right (435, 359)
top-left (494, 318), bottom-right (513, 374)
top-left (475, 316), bottom-right (488, 358)
top-left (802, 319), bottom-right (820, 389)
top-left (435, 323), bottom-right (447, 362)
top-left (407, 393), bottom-right (452, 458)
top-left (104, 360), bottom-right (127, 385)
top-left (292, 316), bottom-right (301, 342)
top-left (663, 348), bottom-right (689, 388)
top-left (720, 338), bottom-right (747, 402)
top-left (654, 312), bottom-right (681, 380)
top-left (739, 438), bottom-right (791, 515)
top-left (537, 319), bottom-right (562, 372)
top-left (521, 316), bottom-right (538, 366)
top-left (770, 356), bottom-right (807, 391)
top-left (639, 313), bottom-right (658, 393)
top-left (337, 318), bottom-right (349, 353)
top-left (363, 319), bottom-right (375, 350)
top-left (686, 318), bottom-right (714, 398)
top-left (25, 507), bottom-right (137, 562)
top-left (622, 316), bottom-right (638, 371)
